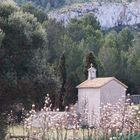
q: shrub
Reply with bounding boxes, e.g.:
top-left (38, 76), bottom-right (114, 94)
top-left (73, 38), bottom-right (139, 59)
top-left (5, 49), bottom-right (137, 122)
top-left (0, 113), bottom-right (7, 140)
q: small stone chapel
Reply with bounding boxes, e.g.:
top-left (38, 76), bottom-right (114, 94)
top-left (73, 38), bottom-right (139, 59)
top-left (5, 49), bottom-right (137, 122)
top-left (76, 64), bottom-right (128, 121)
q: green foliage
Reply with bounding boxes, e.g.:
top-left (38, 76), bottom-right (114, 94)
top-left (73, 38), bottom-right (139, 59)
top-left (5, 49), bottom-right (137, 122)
top-left (104, 31), bottom-right (118, 48)
top-left (0, 29), bottom-right (7, 140)
top-left (58, 53), bottom-right (67, 110)
top-left (81, 13), bottom-right (100, 31)
top-left (15, 0), bottom-right (65, 9)
top-left (0, 29), bottom-right (5, 47)
top-left (118, 27), bottom-right (134, 50)
top-left (0, 1), bottom-right (18, 18)
top-left (22, 3), bottom-right (48, 23)
top-left (99, 46), bottom-right (119, 76)
top-left (14, 0), bottom-right (28, 5)
top-left (43, 19), bottom-right (65, 63)
top-left (67, 13), bottom-right (100, 42)
top-left (126, 36), bottom-right (140, 93)
top-left (0, 2), bottom-right (59, 110)
top-left (67, 13), bottom-right (102, 54)
top-left (62, 13), bottom-right (140, 100)
top-left (0, 114), bottom-right (7, 140)
top-left (64, 73), bottom-right (79, 105)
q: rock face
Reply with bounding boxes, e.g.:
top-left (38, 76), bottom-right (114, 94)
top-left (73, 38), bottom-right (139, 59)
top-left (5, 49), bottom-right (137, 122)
top-left (48, 2), bottom-right (140, 29)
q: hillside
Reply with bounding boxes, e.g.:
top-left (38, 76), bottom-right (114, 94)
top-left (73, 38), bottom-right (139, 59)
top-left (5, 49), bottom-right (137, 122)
top-left (48, 1), bottom-right (140, 29)
top-left (11, 0), bottom-right (140, 29)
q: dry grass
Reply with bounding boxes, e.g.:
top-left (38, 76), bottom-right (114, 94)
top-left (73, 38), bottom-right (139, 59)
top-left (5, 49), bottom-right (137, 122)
top-left (9, 125), bottom-right (93, 138)
top-left (9, 125), bottom-right (27, 136)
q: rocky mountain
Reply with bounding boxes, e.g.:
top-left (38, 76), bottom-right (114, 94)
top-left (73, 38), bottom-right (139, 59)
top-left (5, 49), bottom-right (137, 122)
top-left (48, 1), bottom-right (140, 29)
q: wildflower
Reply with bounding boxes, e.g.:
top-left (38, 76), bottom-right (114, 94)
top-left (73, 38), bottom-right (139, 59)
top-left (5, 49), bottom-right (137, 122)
top-left (32, 104), bottom-right (35, 108)
top-left (113, 137), bottom-right (117, 140)
top-left (65, 106), bottom-right (68, 110)
top-left (108, 129), bottom-right (111, 134)
top-left (119, 133), bottom-right (123, 136)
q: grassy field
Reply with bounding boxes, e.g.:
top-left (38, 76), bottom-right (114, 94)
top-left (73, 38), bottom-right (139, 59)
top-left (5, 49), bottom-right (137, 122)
top-left (8, 125), bottom-right (27, 136)
top-left (9, 125), bottom-right (93, 139)
top-left (8, 125), bottom-right (140, 140)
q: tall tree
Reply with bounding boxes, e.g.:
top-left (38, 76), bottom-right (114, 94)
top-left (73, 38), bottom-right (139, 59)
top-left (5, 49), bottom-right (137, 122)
top-left (104, 31), bottom-right (118, 49)
top-left (67, 13), bottom-right (101, 42)
top-left (67, 13), bottom-right (102, 53)
top-left (58, 53), bottom-right (67, 110)
top-left (0, 2), bottom-right (59, 110)
top-left (118, 27), bottom-right (134, 51)
top-left (0, 114), bottom-right (6, 139)
top-left (43, 19), bottom-right (65, 63)
top-left (126, 33), bottom-right (140, 94)
top-left (98, 46), bottom-right (119, 77)
top-left (64, 73), bottom-right (78, 106)
top-left (0, 29), bottom-right (6, 140)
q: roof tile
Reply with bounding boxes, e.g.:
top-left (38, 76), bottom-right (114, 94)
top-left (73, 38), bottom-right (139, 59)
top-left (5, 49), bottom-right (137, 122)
top-left (76, 77), bottom-right (127, 88)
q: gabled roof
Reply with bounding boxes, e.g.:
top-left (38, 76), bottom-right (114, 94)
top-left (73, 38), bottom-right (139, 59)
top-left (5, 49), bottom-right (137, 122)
top-left (76, 77), bottom-right (128, 89)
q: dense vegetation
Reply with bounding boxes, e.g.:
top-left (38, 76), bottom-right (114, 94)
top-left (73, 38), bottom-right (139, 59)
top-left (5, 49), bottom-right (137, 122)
top-left (0, 0), bottom-right (140, 138)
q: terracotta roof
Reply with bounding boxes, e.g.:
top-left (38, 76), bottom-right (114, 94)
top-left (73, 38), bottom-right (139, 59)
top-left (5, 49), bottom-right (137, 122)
top-left (76, 77), bottom-right (128, 89)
